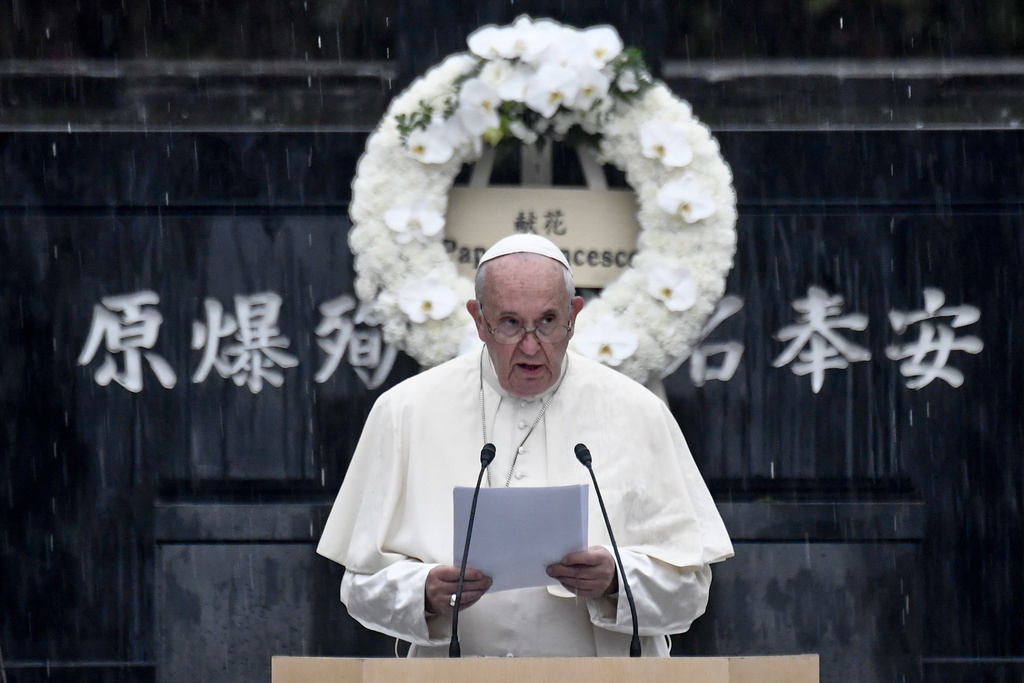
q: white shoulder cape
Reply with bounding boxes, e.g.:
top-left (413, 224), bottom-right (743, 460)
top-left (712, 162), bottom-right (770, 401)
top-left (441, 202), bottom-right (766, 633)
top-left (318, 350), bottom-right (733, 574)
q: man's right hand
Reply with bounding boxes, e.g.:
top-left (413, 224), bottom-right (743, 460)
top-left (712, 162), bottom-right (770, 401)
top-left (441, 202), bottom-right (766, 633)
top-left (425, 565), bottom-right (493, 615)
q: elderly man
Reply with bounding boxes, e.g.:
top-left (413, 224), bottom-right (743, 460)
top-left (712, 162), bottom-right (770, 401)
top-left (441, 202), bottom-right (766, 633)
top-left (317, 234), bottom-right (732, 657)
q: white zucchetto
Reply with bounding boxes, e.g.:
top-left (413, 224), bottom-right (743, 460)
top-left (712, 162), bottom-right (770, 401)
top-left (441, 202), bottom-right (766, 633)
top-left (478, 234), bottom-right (571, 271)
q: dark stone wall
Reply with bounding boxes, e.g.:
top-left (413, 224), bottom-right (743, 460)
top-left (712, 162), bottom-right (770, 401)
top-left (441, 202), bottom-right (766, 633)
top-left (2, 127), bottom-right (1022, 682)
top-left (2, 4), bottom-right (1024, 677)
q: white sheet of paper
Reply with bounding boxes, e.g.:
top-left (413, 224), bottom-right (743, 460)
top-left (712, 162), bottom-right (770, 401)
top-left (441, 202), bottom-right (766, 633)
top-left (453, 484), bottom-right (588, 593)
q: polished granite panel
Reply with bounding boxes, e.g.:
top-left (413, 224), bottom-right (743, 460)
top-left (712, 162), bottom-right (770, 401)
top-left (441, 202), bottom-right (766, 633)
top-left (2, 128), bottom-right (1022, 683)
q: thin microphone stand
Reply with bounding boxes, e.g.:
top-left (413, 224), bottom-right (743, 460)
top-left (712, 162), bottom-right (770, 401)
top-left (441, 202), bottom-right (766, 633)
top-left (449, 443), bottom-right (496, 657)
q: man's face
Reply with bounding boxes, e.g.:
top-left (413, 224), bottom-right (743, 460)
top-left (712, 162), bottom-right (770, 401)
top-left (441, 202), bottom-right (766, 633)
top-left (467, 254), bottom-right (584, 398)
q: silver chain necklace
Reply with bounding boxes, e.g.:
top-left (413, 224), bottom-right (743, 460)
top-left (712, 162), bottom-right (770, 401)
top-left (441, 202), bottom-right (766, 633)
top-left (479, 347), bottom-right (567, 487)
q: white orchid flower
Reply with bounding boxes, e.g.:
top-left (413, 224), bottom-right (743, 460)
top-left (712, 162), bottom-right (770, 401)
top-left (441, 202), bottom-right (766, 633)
top-left (551, 110), bottom-right (579, 136)
top-left (397, 272), bottom-right (458, 323)
top-left (508, 16), bottom-right (562, 63)
top-left (446, 114), bottom-right (483, 157)
top-left (508, 120), bottom-right (539, 144)
top-left (384, 200), bottom-right (445, 244)
top-left (479, 60), bottom-right (532, 102)
top-left (457, 78), bottom-right (502, 135)
top-left (656, 172), bottom-right (716, 223)
top-left (580, 26), bottom-right (623, 68)
top-left (540, 31), bottom-right (588, 70)
top-left (616, 69), bottom-right (639, 93)
top-left (525, 64), bottom-right (581, 118)
top-left (404, 119), bottom-right (456, 164)
top-left (640, 120), bottom-right (694, 168)
top-left (574, 67), bottom-right (611, 111)
top-left (466, 25), bottom-right (507, 60)
top-left (578, 109), bottom-right (607, 135)
top-left (646, 266), bottom-right (698, 311)
top-left (469, 17), bottom-right (555, 63)
top-left (573, 316), bottom-right (639, 367)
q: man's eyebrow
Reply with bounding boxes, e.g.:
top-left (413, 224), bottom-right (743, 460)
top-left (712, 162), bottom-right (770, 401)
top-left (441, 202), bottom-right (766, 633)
top-left (495, 310), bottom-right (560, 322)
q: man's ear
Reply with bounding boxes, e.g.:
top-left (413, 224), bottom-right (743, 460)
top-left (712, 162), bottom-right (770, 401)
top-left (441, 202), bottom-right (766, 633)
top-left (566, 296), bottom-right (584, 339)
top-left (467, 299), bottom-right (488, 341)
top-left (570, 295), bottom-right (584, 319)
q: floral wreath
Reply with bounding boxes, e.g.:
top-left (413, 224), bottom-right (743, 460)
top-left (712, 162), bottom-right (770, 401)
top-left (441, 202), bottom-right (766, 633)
top-left (348, 16), bottom-right (737, 383)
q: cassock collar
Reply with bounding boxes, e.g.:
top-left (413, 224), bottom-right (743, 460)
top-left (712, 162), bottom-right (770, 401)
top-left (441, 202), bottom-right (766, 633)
top-left (480, 349), bottom-right (569, 404)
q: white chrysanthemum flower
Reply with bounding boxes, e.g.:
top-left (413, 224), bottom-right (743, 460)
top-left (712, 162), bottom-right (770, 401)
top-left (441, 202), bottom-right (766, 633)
top-left (581, 25), bottom-right (623, 68)
top-left (384, 200), bottom-right (445, 244)
top-left (398, 272), bottom-right (458, 323)
top-left (656, 172), bottom-right (716, 223)
top-left (525, 64), bottom-right (581, 117)
top-left (360, 234), bottom-right (399, 270)
top-left (646, 266), bottom-right (698, 312)
top-left (573, 316), bottom-right (640, 367)
top-left (404, 120), bottom-right (456, 164)
top-left (640, 120), bottom-right (694, 168)
top-left (457, 78), bottom-right (502, 135)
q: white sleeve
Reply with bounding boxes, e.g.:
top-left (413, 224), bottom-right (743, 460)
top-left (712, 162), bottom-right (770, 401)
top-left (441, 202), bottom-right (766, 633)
top-left (339, 562), bottom-right (453, 647)
top-left (586, 548), bottom-right (712, 636)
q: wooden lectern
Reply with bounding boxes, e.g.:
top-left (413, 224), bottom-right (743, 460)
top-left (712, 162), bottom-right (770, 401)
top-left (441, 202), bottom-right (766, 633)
top-left (272, 655), bottom-right (819, 683)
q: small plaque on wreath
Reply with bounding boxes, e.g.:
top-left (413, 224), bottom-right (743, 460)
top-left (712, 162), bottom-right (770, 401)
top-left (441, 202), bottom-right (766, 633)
top-left (445, 186), bottom-right (640, 288)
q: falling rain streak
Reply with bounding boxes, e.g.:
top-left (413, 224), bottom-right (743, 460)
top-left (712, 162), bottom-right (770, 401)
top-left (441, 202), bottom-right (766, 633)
top-left (1, 3), bottom-right (1023, 683)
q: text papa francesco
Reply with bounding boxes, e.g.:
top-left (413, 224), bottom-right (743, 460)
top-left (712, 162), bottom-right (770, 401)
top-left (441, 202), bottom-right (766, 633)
top-left (446, 241), bottom-right (637, 269)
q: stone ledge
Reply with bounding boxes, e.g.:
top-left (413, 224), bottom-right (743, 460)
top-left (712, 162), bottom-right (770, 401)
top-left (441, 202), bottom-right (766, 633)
top-left (2, 58), bottom-right (1024, 130)
top-left (718, 502), bottom-right (925, 542)
top-left (155, 502), bottom-right (332, 543)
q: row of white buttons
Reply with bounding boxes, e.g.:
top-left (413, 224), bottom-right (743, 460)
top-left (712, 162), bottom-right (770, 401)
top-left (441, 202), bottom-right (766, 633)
top-left (512, 398), bottom-right (539, 480)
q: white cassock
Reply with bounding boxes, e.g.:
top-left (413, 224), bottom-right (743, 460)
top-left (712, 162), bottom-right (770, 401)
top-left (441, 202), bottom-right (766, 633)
top-left (317, 349), bottom-right (734, 657)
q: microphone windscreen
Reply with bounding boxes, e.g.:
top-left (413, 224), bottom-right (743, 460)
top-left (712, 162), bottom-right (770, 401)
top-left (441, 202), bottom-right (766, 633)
top-left (480, 443), bottom-right (496, 466)
top-left (574, 443), bottom-right (592, 467)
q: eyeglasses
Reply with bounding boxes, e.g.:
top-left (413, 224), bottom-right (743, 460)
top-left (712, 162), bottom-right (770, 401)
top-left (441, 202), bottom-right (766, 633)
top-left (484, 314), bottom-right (573, 345)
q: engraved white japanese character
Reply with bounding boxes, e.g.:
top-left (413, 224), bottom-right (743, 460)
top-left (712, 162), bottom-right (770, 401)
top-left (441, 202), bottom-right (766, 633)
top-left (773, 286), bottom-right (871, 393)
top-left (191, 292), bottom-right (298, 393)
top-left (77, 290), bottom-right (177, 392)
top-left (885, 288), bottom-right (983, 389)
top-left (315, 295), bottom-right (397, 390)
top-left (661, 295), bottom-right (745, 386)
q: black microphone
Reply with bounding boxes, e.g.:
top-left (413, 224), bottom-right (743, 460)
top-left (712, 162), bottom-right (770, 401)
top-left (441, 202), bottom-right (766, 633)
top-left (449, 442), bottom-right (496, 658)
top-left (574, 443), bottom-right (642, 657)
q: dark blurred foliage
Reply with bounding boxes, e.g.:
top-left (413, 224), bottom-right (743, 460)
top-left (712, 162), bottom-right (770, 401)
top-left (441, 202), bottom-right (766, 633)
top-left (0, 0), bottom-right (1022, 61)
top-left (0, 0), bottom-right (396, 60)
top-left (666, 0), bottom-right (1024, 58)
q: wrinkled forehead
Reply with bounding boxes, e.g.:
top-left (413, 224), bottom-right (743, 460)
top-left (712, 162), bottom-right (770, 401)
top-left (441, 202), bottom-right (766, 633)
top-left (482, 253), bottom-right (570, 310)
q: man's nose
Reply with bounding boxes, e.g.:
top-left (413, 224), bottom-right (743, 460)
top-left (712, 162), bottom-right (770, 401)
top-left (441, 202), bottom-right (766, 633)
top-left (518, 329), bottom-right (542, 354)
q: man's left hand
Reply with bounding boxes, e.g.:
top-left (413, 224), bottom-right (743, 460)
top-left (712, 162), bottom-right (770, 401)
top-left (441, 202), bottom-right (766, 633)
top-left (546, 546), bottom-right (618, 598)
